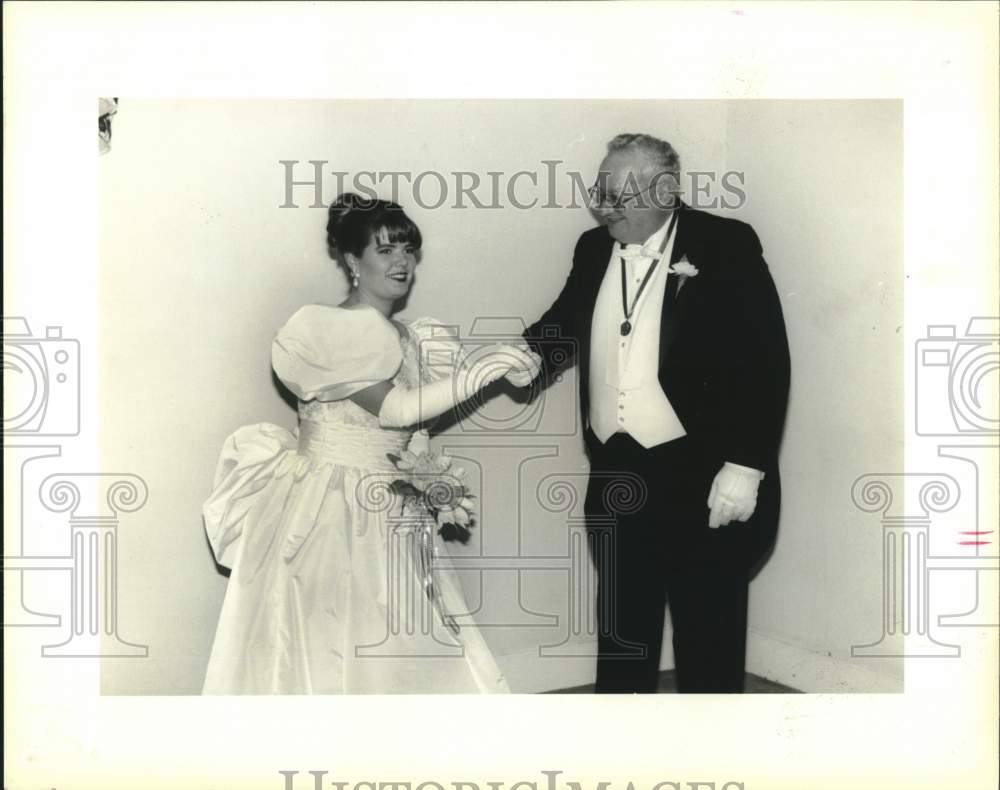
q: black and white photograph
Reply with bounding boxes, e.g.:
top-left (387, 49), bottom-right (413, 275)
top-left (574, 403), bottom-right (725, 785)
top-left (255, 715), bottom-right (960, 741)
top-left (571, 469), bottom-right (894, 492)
top-left (95, 99), bottom-right (903, 698)
top-left (4, 3), bottom-right (997, 790)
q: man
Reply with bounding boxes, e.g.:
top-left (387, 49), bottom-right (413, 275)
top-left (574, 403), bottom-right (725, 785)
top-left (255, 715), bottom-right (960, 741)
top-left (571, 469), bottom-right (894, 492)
top-left (520, 133), bottom-right (790, 693)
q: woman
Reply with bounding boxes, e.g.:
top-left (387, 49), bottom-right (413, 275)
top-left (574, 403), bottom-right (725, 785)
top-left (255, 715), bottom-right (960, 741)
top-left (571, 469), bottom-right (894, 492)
top-left (202, 194), bottom-right (540, 693)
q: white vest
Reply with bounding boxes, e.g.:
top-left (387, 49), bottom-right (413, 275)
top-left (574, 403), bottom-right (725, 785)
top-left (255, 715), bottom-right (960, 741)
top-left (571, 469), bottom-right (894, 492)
top-left (588, 216), bottom-right (687, 449)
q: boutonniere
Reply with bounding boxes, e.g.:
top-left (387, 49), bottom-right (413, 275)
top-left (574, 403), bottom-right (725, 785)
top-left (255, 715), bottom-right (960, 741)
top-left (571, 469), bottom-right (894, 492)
top-left (668, 257), bottom-right (699, 278)
top-left (667, 257), bottom-right (699, 293)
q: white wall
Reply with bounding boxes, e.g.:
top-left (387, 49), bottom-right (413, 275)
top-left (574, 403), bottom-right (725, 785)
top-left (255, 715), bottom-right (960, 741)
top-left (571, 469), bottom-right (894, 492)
top-left (98, 100), bottom-right (900, 694)
top-left (727, 101), bottom-right (904, 691)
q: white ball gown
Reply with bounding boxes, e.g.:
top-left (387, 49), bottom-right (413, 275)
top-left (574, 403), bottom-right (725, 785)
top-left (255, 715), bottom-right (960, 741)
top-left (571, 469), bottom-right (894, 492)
top-left (201, 303), bottom-right (509, 694)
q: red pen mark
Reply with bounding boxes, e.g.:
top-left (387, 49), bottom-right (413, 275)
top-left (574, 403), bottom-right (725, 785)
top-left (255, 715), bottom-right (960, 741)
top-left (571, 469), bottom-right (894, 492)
top-left (959, 531), bottom-right (993, 535)
top-left (958, 541), bottom-right (991, 546)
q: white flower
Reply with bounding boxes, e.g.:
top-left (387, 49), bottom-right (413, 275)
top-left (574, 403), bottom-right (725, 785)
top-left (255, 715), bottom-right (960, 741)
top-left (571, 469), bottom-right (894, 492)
top-left (669, 258), bottom-right (699, 278)
top-left (390, 449), bottom-right (475, 528)
top-left (435, 496), bottom-right (475, 528)
top-left (394, 449), bottom-right (453, 492)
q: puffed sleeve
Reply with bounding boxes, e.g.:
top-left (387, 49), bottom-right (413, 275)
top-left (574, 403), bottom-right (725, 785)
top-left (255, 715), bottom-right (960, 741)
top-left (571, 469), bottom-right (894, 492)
top-left (271, 304), bottom-right (403, 401)
top-left (406, 316), bottom-right (468, 383)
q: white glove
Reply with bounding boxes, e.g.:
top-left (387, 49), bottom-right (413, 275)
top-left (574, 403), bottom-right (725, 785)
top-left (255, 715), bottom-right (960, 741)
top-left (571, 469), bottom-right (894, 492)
top-left (378, 345), bottom-right (519, 428)
top-left (500, 338), bottom-right (542, 387)
top-left (504, 348), bottom-right (542, 387)
top-left (405, 428), bottom-right (431, 456)
top-left (707, 462), bottom-right (764, 529)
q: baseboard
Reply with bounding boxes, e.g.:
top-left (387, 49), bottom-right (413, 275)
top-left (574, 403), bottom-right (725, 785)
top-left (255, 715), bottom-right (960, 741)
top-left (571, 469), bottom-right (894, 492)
top-left (496, 631), bottom-right (902, 694)
top-left (745, 629), bottom-right (903, 693)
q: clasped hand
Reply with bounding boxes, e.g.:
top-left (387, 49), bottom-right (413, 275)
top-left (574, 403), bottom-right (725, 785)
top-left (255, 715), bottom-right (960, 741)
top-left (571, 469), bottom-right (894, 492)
top-left (469, 341), bottom-right (541, 387)
top-left (504, 338), bottom-right (543, 386)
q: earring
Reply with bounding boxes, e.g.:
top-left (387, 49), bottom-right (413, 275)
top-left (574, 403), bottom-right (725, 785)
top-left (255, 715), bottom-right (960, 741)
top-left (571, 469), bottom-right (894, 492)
top-left (351, 269), bottom-right (359, 288)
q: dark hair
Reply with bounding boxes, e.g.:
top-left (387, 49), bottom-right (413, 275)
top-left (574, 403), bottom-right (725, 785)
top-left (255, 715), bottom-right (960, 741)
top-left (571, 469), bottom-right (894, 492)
top-left (326, 193), bottom-right (422, 258)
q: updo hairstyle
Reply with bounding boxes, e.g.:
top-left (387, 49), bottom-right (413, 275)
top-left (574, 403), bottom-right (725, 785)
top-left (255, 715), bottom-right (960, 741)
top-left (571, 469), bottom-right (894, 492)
top-left (326, 193), bottom-right (423, 259)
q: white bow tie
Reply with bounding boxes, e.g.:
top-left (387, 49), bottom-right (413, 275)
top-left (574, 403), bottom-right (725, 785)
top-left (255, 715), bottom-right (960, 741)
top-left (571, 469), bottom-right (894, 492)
top-left (618, 243), bottom-right (662, 261)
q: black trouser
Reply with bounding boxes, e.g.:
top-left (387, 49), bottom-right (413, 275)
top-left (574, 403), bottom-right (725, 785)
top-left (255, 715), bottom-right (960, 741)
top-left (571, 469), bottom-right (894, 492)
top-left (584, 431), bottom-right (750, 693)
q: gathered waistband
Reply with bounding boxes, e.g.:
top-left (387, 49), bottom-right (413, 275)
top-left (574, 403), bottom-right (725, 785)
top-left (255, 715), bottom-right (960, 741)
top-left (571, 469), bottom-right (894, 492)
top-left (297, 419), bottom-right (410, 471)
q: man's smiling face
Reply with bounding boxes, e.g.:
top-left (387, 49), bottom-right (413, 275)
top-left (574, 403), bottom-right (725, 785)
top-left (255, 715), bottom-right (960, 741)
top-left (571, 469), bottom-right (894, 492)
top-left (592, 148), bottom-right (675, 245)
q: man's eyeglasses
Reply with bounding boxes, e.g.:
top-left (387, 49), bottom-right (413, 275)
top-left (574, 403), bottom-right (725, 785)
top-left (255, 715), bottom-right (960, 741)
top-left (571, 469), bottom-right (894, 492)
top-left (586, 182), bottom-right (659, 210)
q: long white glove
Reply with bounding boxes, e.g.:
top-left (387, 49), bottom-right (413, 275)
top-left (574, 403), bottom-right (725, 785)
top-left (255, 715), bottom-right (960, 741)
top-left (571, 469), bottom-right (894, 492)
top-left (378, 346), bottom-right (520, 428)
top-left (504, 339), bottom-right (543, 387)
top-left (707, 462), bottom-right (765, 528)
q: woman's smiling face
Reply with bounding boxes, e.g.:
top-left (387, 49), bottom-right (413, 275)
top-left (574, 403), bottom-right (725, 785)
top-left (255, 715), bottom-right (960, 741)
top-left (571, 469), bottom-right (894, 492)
top-left (347, 227), bottom-right (418, 301)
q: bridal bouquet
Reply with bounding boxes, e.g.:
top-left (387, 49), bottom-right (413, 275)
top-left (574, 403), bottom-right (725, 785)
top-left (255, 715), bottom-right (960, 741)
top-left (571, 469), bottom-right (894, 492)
top-left (386, 448), bottom-right (476, 542)
top-left (385, 448), bottom-right (473, 637)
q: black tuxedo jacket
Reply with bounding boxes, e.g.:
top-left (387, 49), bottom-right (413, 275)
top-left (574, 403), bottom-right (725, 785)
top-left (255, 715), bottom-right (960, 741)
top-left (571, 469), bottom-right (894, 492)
top-left (524, 204), bottom-right (790, 560)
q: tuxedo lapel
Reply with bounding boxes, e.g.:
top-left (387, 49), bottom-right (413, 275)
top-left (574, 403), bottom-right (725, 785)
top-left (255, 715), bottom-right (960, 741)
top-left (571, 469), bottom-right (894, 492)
top-left (578, 229), bottom-right (614, 393)
top-left (585, 230), bottom-right (615, 307)
top-left (659, 205), bottom-right (692, 363)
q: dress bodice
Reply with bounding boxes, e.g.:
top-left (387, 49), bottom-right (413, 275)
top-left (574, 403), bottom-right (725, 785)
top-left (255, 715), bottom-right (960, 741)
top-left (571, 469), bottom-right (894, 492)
top-left (297, 322), bottom-right (425, 428)
top-left (269, 305), bottom-right (465, 472)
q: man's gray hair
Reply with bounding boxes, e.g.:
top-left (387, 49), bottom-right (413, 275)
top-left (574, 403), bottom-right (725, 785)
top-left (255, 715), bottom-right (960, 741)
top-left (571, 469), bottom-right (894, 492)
top-left (607, 133), bottom-right (681, 189)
